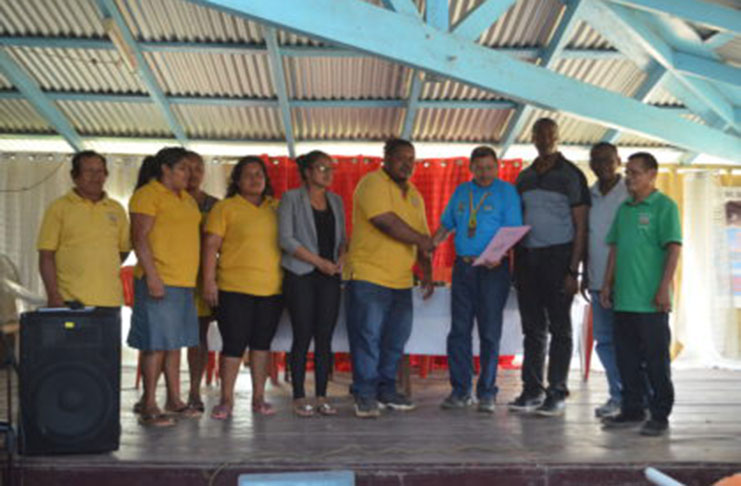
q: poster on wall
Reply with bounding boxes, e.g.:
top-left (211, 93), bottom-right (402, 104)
top-left (722, 188), bottom-right (741, 307)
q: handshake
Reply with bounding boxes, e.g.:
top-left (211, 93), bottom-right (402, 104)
top-left (416, 229), bottom-right (449, 257)
top-left (416, 235), bottom-right (437, 255)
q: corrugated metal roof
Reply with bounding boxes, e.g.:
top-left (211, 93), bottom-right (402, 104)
top-left (146, 51), bottom-right (274, 97)
top-left (516, 109), bottom-right (608, 145)
top-left (477, 0), bottom-right (562, 47)
top-left (644, 85), bottom-right (684, 106)
top-left (0, 0), bottom-right (735, 154)
top-left (4, 46), bottom-right (145, 93)
top-left (0, 0), bottom-right (103, 37)
top-left (567, 21), bottom-right (613, 50)
top-left (0, 73), bottom-right (11, 89)
top-left (284, 57), bottom-right (409, 100)
top-left (174, 104), bottom-right (283, 139)
top-left (421, 78), bottom-right (507, 101)
top-left (119, 0), bottom-right (264, 43)
top-left (413, 107), bottom-right (512, 142)
top-left (292, 107), bottom-right (403, 140)
top-left (0, 99), bottom-right (53, 132)
top-left (554, 58), bottom-right (647, 95)
top-left (615, 132), bottom-right (666, 147)
top-left (616, 113), bottom-right (706, 146)
top-left (56, 100), bottom-right (170, 136)
top-left (119, 0), bottom-right (325, 46)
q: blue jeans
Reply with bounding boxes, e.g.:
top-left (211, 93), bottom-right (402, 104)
top-left (447, 259), bottom-right (511, 400)
top-left (346, 280), bottom-right (413, 400)
top-left (590, 290), bottom-right (622, 402)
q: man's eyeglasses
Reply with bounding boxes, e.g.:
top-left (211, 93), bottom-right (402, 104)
top-left (314, 165), bottom-right (335, 174)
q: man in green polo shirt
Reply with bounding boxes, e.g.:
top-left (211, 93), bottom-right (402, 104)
top-left (599, 152), bottom-right (682, 437)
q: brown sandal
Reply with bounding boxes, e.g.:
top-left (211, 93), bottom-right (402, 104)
top-left (138, 412), bottom-right (175, 427)
top-left (187, 397), bottom-right (206, 413)
top-left (293, 403), bottom-right (315, 417)
top-left (210, 404), bottom-right (232, 420)
top-left (316, 402), bottom-right (338, 416)
top-left (252, 401), bottom-right (276, 416)
top-left (165, 404), bottom-right (202, 418)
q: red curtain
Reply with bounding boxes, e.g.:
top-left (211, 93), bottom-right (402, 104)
top-left (262, 154), bottom-right (523, 282)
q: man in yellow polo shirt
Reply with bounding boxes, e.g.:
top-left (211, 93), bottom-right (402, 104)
top-left (37, 151), bottom-right (130, 308)
top-left (346, 138), bottom-right (434, 418)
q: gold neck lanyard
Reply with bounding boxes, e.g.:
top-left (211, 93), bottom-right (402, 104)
top-left (467, 189), bottom-right (490, 237)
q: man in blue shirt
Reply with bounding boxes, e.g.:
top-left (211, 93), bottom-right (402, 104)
top-left (433, 146), bottom-right (523, 413)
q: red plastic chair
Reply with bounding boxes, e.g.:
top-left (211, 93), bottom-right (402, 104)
top-left (120, 266), bottom-right (134, 307)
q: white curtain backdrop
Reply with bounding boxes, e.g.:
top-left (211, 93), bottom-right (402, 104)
top-left (674, 171), bottom-right (739, 367)
top-left (0, 152), bottom-right (230, 365)
top-left (0, 152), bottom-right (229, 294)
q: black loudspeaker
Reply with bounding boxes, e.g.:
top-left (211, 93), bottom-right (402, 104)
top-left (19, 308), bottom-right (121, 455)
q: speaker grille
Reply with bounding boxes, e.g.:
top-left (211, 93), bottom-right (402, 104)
top-left (29, 362), bottom-right (114, 442)
top-left (19, 309), bottom-right (121, 455)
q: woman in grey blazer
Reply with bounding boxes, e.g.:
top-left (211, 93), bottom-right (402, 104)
top-left (278, 150), bottom-right (347, 417)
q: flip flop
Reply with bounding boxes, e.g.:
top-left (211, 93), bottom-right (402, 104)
top-left (165, 404), bottom-right (202, 418)
top-left (316, 402), bottom-right (338, 416)
top-left (187, 397), bottom-right (206, 413)
top-left (210, 403), bottom-right (232, 420)
top-left (293, 403), bottom-right (315, 417)
top-left (138, 412), bottom-right (175, 428)
top-left (252, 401), bottom-right (276, 416)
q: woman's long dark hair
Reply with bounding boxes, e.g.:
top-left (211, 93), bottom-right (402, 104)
top-left (225, 156), bottom-right (274, 199)
top-left (295, 150), bottom-right (330, 182)
top-left (135, 146), bottom-right (189, 190)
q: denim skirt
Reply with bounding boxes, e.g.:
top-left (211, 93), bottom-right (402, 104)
top-left (128, 277), bottom-right (199, 351)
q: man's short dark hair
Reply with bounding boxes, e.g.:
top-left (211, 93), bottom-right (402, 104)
top-left (532, 117), bottom-right (558, 132)
top-left (590, 142), bottom-right (618, 158)
top-left (628, 151), bottom-right (658, 171)
top-left (71, 150), bottom-right (107, 177)
top-left (470, 145), bottom-right (498, 163)
top-left (383, 138), bottom-right (414, 159)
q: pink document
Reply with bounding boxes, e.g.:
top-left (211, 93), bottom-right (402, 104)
top-left (473, 226), bottom-right (530, 266)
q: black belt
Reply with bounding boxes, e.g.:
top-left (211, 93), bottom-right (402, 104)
top-left (519, 242), bottom-right (572, 253)
top-left (457, 255), bottom-right (513, 265)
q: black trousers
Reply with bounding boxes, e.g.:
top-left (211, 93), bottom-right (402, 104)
top-left (614, 311), bottom-right (674, 422)
top-left (283, 270), bottom-right (341, 399)
top-left (515, 243), bottom-right (574, 399)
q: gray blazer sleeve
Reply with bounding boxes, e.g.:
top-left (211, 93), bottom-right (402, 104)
top-left (278, 191), bottom-right (303, 256)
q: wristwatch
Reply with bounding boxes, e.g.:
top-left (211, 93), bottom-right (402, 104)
top-left (567, 267), bottom-right (579, 277)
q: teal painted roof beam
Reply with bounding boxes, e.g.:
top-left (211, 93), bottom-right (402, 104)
top-left (95, 0), bottom-right (188, 144)
top-left (0, 49), bottom-right (83, 151)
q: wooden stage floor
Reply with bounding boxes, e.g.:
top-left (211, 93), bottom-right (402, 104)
top-left (2, 366), bottom-right (741, 485)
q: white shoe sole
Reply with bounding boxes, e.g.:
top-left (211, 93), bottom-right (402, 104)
top-left (378, 402), bottom-right (416, 411)
top-left (354, 405), bottom-right (380, 418)
top-left (507, 404), bottom-right (541, 413)
top-left (535, 408), bottom-right (565, 417)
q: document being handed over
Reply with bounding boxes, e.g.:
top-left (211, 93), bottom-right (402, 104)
top-left (473, 226), bottom-right (530, 267)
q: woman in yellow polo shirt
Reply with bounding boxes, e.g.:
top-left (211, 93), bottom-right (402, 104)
top-left (129, 147), bottom-right (202, 427)
top-left (202, 156), bottom-right (283, 419)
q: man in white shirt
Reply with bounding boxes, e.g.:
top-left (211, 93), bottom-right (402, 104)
top-left (583, 142), bottom-right (628, 418)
